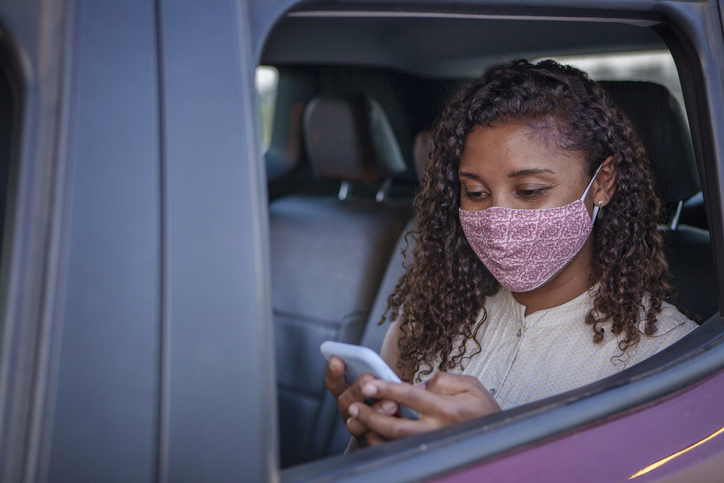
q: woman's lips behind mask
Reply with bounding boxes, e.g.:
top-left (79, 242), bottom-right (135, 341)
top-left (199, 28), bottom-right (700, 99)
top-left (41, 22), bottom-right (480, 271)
top-left (460, 200), bottom-right (594, 292)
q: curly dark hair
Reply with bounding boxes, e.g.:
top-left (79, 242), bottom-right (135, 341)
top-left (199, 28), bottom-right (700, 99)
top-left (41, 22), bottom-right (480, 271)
top-left (383, 59), bottom-right (678, 381)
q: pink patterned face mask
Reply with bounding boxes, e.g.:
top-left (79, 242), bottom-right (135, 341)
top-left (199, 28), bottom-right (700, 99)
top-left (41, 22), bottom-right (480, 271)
top-left (459, 168), bottom-right (601, 292)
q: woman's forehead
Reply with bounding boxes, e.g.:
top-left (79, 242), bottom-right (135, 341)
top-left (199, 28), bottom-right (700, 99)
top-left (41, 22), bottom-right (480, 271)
top-left (460, 123), bottom-right (587, 177)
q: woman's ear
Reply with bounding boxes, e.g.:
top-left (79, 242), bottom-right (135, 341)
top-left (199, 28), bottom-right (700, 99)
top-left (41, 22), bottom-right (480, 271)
top-left (593, 156), bottom-right (616, 206)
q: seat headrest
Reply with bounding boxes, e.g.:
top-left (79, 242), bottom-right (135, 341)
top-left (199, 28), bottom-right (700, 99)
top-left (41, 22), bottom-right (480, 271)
top-left (598, 81), bottom-right (700, 205)
top-left (413, 130), bottom-right (434, 184)
top-left (303, 95), bottom-right (407, 183)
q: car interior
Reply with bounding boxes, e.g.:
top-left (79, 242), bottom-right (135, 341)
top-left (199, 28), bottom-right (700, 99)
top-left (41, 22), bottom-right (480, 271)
top-left (258, 8), bottom-right (721, 469)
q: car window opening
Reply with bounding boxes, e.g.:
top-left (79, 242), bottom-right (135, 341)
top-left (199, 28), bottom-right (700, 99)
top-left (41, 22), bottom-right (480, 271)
top-left (259, 12), bottom-right (721, 473)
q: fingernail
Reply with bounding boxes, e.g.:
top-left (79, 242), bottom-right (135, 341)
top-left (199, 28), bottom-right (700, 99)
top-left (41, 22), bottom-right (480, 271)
top-left (361, 383), bottom-right (378, 397)
top-left (382, 400), bottom-right (396, 411)
top-left (348, 404), bottom-right (359, 418)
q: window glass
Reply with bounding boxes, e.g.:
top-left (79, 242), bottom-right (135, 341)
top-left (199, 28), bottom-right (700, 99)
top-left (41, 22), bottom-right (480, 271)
top-left (545, 50), bottom-right (684, 109)
top-left (255, 65), bottom-right (279, 151)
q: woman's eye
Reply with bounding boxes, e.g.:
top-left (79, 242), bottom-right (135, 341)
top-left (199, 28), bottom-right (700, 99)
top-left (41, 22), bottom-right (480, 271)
top-left (517, 188), bottom-right (549, 199)
top-left (464, 190), bottom-right (486, 200)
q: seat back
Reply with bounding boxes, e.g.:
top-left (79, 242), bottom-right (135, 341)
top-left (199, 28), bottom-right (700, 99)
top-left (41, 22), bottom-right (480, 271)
top-left (599, 81), bottom-right (700, 216)
top-left (270, 94), bottom-right (412, 467)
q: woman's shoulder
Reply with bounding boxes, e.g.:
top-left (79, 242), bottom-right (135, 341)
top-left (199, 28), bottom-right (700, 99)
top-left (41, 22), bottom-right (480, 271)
top-left (480, 286), bottom-right (517, 312)
top-left (644, 301), bottom-right (698, 336)
top-left (631, 301), bottom-right (698, 361)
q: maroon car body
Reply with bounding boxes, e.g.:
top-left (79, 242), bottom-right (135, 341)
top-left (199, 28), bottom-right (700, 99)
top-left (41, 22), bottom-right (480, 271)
top-left (440, 371), bottom-right (724, 482)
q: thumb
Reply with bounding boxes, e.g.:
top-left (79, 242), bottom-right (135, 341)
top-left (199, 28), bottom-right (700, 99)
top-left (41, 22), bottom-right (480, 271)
top-left (325, 356), bottom-right (349, 397)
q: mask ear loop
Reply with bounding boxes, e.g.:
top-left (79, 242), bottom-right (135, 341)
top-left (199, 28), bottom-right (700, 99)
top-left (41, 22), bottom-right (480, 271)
top-left (582, 164), bottom-right (604, 221)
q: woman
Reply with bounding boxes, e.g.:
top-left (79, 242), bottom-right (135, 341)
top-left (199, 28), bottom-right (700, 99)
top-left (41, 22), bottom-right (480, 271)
top-left (325, 59), bottom-right (697, 448)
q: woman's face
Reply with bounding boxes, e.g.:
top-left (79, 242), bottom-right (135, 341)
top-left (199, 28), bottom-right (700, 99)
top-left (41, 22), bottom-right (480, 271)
top-left (458, 123), bottom-right (593, 212)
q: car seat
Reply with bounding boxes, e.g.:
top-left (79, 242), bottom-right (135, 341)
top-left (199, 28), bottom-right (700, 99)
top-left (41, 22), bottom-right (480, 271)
top-left (323, 129), bottom-right (431, 456)
top-left (269, 94), bottom-right (413, 467)
top-left (599, 80), bottom-right (718, 320)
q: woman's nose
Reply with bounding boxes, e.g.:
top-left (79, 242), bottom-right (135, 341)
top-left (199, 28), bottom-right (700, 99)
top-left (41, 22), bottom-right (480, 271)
top-left (489, 193), bottom-right (504, 209)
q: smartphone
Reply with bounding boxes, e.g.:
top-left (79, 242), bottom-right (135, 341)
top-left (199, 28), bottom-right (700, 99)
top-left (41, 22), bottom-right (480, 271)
top-left (320, 340), bottom-right (419, 420)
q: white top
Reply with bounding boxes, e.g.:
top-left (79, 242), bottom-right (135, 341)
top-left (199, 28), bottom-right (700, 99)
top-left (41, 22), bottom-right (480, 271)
top-left (417, 287), bottom-right (697, 410)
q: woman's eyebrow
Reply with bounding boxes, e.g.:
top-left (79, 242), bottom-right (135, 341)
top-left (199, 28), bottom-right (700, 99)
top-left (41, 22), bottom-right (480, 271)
top-left (458, 171), bottom-right (482, 180)
top-left (507, 168), bottom-right (555, 178)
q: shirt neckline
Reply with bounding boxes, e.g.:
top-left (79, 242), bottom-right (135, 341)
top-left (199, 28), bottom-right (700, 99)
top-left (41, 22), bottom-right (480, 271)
top-left (501, 285), bottom-right (597, 328)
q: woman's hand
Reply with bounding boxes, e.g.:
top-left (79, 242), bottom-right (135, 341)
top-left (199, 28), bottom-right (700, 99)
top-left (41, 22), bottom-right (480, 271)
top-left (325, 356), bottom-right (399, 445)
top-left (346, 372), bottom-right (501, 446)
